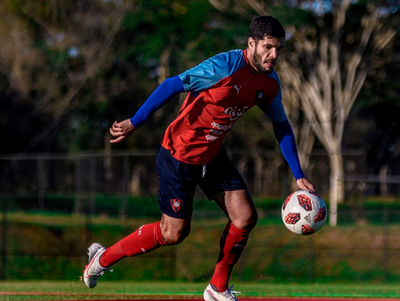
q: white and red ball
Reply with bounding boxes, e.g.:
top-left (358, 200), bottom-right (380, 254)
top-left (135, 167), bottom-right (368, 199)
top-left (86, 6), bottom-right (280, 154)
top-left (281, 190), bottom-right (327, 235)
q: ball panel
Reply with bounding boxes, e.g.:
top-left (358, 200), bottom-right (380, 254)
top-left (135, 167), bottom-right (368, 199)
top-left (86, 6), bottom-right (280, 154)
top-left (314, 206), bottom-right (327, 223)
top-left (282, 192), bottom-right (294, 210)
top-left (297, 194), bottom-right (312, 211)
top-left (301, 224), bottom-right (315, 235)
top-left (284, 212), bottom-right (300, 224)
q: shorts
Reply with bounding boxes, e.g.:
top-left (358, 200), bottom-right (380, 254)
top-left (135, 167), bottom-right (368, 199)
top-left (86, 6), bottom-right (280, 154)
top-left (156, 145), bottom-right (247, 219)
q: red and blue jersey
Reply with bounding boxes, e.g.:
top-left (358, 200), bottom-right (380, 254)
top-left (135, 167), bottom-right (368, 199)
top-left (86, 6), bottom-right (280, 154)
top-left (130, 49), bottom-right (304, 179)
top-left (161, 49), bottom-right (286, 165)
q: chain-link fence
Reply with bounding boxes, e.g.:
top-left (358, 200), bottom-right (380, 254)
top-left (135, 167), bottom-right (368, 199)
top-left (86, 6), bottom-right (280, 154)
top-left (1, 207), bottom-right (400, 283)
top-left (1, 150), bottom-right (400, 282)
top-left (3, 149), bottom-right (398, 215)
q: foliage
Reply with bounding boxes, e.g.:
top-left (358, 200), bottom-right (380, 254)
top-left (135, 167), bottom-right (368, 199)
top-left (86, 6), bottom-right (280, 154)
top-left (0, 0), bottom-right (398, 155)
top-left (0, 1), bottom-right (399, 211)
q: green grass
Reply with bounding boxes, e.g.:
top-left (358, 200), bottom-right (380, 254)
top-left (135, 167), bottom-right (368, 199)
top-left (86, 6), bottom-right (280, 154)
top-left (2, 281), bottom-right (400, 300)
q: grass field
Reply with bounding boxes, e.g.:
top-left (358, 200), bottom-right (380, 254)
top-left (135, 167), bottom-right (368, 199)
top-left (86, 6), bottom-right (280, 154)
top-left (2, 281), bottom-right (400, 300)
top-left (4, 210), bottom-right (400, 300)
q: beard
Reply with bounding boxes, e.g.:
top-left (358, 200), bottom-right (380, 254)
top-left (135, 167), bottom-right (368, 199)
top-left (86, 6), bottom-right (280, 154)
top-left (252, 49), bottom-right (274, 74)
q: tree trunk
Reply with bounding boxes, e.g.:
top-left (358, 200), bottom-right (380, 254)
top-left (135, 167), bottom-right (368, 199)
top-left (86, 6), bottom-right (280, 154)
top-left (328, 150), bottom-right (345, 227)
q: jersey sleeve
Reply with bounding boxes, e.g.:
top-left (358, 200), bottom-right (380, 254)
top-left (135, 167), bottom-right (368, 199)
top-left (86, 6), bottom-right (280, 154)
top-left (130, 76), bottom-right (184, 128)
top-left (265, 71), bottom-right (287, 123)
top-left (267, 97), bottom-right (287, 123)
top-left (178, 49), bottom-right (246, 92)
top-left (273, 119), bottom-right (305, 180)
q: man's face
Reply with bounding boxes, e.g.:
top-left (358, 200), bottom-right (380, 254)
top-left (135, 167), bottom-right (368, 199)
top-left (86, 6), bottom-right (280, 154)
top-left (248, 36), bottom-right (285, 74)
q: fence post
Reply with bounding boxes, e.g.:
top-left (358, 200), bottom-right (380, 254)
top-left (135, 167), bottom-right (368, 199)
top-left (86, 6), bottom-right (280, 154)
top-left (383, 208), bottom-right (389, 282)
top-left (75, 156), bottom-right (83, 214)
top-left (310, 234), bottom-right (316, 282)
top-left (0, 201), bottom-right (7, 280)
top-left (121, 154), bottom-right (129, 219)
top-left (90, 157), bottom-right (96, 214)
top-left (84, 209), bottom-right (91, 251)
top-left (38, 157), bottom-right (45, 210)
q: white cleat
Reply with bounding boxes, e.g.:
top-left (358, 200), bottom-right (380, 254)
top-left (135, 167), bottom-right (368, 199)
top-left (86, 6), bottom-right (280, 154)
top-left (83, 243), bottom-right (112, 288)
top-left (204, 283), bottom-right (240, 301)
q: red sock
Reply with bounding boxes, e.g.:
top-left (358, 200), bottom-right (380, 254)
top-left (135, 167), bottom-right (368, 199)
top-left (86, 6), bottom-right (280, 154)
top-left (210, 222), bottom-right (250, 292)
top-left (99, 221), bottom-right (166, 267)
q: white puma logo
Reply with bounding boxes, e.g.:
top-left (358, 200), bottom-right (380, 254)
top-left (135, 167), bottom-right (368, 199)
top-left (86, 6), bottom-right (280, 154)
top-left (234, 85), bottom-right (242, 95)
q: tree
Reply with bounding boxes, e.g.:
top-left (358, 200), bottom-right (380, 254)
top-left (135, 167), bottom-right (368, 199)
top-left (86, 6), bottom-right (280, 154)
top-left (210, 0), bottom-right (397, 226)
top-left (0, 0), bottom-right (135, 153)
top-left (278, 0), bottom-right (396, 226)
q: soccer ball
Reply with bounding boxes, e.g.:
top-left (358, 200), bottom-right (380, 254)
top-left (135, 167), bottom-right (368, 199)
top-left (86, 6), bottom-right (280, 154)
top-left (281, 190), bottom-right (327, 235)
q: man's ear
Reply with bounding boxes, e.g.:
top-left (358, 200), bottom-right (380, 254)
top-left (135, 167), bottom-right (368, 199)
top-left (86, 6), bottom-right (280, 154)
top-left (248, 37), bottom-right (255, 50)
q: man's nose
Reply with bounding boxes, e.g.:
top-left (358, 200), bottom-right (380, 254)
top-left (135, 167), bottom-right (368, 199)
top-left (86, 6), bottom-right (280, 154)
top-left (269, 48), bottom-right (278, 59)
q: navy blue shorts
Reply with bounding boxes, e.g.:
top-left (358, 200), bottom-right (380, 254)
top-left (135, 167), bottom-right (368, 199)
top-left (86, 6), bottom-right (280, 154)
top-left (156, 146), bottom-right (247, 219)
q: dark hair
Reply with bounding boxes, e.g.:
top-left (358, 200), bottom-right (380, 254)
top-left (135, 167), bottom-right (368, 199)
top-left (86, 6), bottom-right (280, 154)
top-left (249, 16), bottom-right (286, 40)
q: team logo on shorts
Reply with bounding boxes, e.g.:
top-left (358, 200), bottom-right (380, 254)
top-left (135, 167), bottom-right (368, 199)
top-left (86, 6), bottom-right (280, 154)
top-left (170, 199), bottom-right (183, 213)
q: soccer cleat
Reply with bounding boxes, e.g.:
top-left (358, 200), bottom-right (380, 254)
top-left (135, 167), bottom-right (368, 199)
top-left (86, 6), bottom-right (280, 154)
top-left (83, 243), bottom-right (112, 288)
top-left (203, 283), bottom-right (240, 301)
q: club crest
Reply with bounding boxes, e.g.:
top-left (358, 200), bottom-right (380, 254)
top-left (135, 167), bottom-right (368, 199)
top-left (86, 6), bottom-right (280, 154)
top-left (170, 198), bottom-right (183, 213)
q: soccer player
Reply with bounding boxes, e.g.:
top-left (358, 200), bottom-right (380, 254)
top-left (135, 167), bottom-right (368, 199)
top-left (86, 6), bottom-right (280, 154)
top-left (83, 16), bottom-right (317, 301)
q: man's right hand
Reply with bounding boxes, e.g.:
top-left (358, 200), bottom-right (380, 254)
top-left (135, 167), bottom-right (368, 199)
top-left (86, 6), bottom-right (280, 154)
top-left (109, 119), bottom-right (136, 144)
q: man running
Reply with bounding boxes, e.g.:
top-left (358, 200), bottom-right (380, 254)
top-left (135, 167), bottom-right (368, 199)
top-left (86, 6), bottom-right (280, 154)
top-left (83, 15), bottom-right (316, 301)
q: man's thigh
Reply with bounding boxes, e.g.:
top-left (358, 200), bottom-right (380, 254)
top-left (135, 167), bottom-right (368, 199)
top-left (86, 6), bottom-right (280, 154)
top-left (198, 146), bottom-right (248, 200)
top-left (156, 146), bottom-right (202, 219)
top-left (199, 147), bottom-right (257, 230)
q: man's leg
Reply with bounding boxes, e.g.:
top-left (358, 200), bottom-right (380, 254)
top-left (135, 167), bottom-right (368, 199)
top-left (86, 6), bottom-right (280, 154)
top-left (209, 189), bottom-right (257, 292)
top-left (95, 143), bottom-right (194, 273)
top-left (84, 146), bottom-right (196, 288)
top-left (100, 214), bottom-right (190, 267)
top-left (84, 214), bottom-right (191, 288)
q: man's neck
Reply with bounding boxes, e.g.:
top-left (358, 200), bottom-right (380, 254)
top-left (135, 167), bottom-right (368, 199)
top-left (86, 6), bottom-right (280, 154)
top-left (245, 48), bottom-right (260, 75)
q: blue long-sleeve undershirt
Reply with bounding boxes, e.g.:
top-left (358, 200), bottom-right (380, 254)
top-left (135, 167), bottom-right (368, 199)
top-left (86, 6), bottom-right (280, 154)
top-left (130, 76), bottom-right (184, 128)
top-left (273, 119), bottom-right (305, 180)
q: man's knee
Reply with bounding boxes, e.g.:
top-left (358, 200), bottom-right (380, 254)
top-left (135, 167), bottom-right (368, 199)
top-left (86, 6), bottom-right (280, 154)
top-left (232, 210), bottom-right (258, 231)
top-left (217, 189), bottom-right (258, 231)
top-left (160, 214), bottom-right (191, 245)
top-left (162, 225), bottom-right (191, 245)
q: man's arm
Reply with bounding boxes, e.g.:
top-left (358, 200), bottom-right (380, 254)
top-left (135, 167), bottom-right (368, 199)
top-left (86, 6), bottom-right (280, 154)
top-left (110, 76), bottom-right (184, 143)
top-left (272, 119), bottom-right (317, 192)
top-left (110, 50), bottom-right (244, 144)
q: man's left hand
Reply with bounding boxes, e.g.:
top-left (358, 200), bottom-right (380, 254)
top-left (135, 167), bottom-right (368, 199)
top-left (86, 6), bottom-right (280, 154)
top-left (296, 178), bottom-right (318, 194)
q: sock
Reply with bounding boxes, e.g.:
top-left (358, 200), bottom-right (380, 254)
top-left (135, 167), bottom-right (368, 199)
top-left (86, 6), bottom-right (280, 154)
top-left (210, 221), bottom-right (250, 292)
top-left (99, 221), bottom-right (166, 267)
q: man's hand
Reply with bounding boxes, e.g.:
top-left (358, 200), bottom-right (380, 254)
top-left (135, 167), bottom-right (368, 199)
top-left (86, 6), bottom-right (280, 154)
top-left (296, 177), bottom-right (318, 194)
top-left (109, 119), bottom-right (136, 144)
